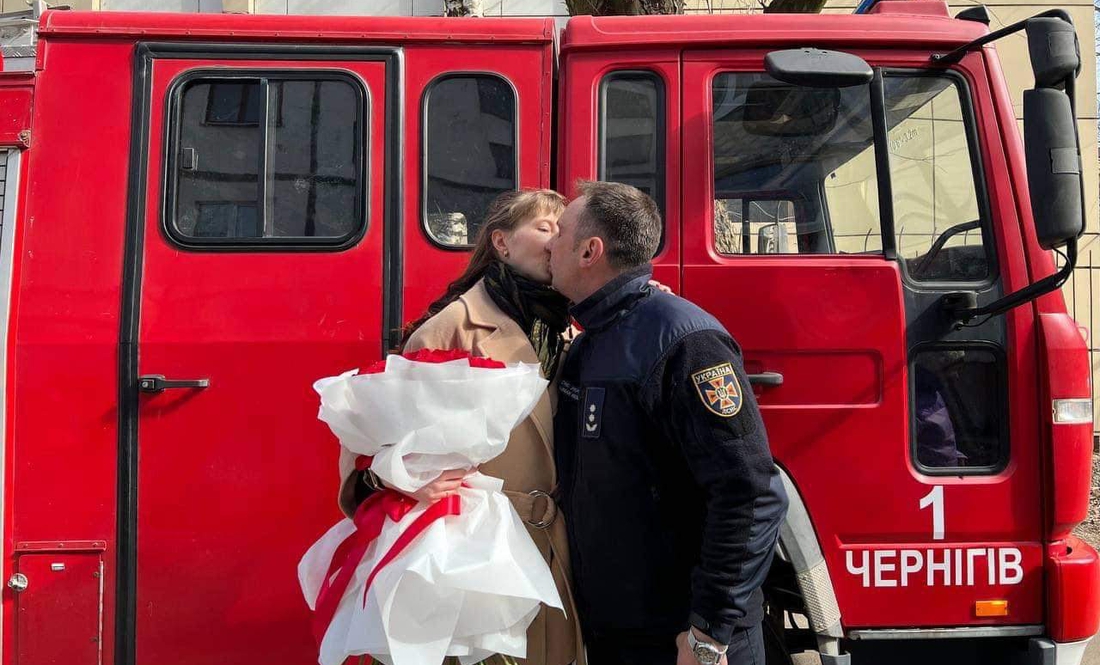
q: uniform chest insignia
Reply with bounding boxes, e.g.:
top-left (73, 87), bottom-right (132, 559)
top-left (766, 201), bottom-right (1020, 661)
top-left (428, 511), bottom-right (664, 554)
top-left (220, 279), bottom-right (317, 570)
top-left (691, 363), bottom-right (743, 417)
top-left (581, 387), bottom-right (605, 439)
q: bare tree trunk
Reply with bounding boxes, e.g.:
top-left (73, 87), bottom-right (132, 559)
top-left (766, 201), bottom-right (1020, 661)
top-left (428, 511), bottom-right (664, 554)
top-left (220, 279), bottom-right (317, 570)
top-left (762, 0), bottom-right (826, 12)
top-left (565, 0), bottom-right (682, 15)
top-left (444, 0), bottom-right (484, 16)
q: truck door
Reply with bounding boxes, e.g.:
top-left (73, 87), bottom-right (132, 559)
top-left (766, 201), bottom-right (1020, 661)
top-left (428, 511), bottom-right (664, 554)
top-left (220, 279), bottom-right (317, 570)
top-left (681, 50), bottom-right (1044, 629)
top-left (126, 46), bottom-right (394, 664)
top-left (399, 37), bottom-right (555, 333)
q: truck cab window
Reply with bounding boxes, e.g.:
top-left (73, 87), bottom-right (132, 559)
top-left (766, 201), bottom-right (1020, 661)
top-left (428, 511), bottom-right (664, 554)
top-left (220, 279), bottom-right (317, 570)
top-left (912, 347), bottom-right (1005, 472)
top-left (711, 72), bottom-right (882, 255)
top-left (885, 74), bottom-right (990, 282)
top-left (424, 75), bottom-right (517, 247)
top-left (171, 75), bottom-right (364, 246)
top-left (600, 72), bottom-right (665, 218)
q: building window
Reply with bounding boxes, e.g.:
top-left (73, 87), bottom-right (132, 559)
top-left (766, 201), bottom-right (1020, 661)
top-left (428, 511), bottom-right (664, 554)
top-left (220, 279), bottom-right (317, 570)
top-left (169, 73), bottom-right (365, 247)
top-left (423, 74), bottom-right (517, 248)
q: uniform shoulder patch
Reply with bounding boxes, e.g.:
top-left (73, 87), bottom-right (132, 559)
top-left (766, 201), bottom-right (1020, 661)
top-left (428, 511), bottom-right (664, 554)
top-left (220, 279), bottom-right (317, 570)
top-left (691, 362), bottom-right (743, 417)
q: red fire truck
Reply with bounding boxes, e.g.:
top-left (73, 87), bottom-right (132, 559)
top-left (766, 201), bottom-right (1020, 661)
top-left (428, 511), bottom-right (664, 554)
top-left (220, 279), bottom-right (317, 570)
top-left (0, 3), bottom-right (1093, 664)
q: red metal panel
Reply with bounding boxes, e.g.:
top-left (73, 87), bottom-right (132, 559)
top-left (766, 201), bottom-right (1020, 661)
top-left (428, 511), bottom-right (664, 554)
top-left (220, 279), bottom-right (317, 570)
top-left (134, 57), bottom-right (388, 664)
top-left (1045, 536), bottom-right (1100, 642)
top-left (15, 552), bottom-right (103, 665)
top-left (399, 42), bottom-right (554, 325)
top-left (559, 13), bottom-right (986, 53)
top-left (38, 10), bottom-right (555, 45)
top-left (7, 35), bottom-right (134, 665)
top-left (1038, 313), bottom-right (1093, 541)
top-left (0, 77), bottom-right (33, 147)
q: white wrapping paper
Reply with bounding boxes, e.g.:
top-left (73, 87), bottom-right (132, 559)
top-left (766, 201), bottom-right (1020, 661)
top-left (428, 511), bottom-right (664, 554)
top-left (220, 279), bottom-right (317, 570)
top-left (299, 355), bottom-right (564, 665)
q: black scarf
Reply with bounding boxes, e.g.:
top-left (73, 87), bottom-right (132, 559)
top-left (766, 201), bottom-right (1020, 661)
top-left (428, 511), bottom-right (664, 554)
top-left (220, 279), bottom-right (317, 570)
top-left (482, 261), bottom-right (570, 378)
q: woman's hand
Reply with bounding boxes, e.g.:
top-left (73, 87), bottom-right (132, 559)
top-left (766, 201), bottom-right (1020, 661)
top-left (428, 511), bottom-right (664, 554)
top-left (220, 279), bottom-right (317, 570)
top-left (649, 279), bottom-right (673, 294)
top-left (403, 468), bottom-right (475, 503)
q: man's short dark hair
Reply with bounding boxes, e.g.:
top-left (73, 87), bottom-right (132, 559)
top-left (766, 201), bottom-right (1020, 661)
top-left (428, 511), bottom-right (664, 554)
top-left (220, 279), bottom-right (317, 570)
top-left (574, 180), bottom-right (661, 270)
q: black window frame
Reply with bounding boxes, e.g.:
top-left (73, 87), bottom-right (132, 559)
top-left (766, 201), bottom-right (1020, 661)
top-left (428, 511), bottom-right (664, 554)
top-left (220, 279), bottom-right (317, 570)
top-left (598, 70), bottom-right (667, 224)
top-left (164, 69), bottom-right (369, 251)
top-left (882, 68), bottom-right (999, 290)
top-left (908, 341), bottom-right (1009, 477)
top-left (420, 72), bottom-right (520, 251)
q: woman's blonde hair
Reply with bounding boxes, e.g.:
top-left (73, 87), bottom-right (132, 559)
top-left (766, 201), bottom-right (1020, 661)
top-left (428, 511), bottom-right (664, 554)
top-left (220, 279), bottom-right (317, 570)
top-left (399, 189), bottom-right (566, 349)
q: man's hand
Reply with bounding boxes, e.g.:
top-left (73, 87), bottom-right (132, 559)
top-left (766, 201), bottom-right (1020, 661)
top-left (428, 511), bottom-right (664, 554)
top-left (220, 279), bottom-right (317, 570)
top-left (676, 629), bottom-right (727, 665)
top-left (649, 279), bottom-right (674, 294)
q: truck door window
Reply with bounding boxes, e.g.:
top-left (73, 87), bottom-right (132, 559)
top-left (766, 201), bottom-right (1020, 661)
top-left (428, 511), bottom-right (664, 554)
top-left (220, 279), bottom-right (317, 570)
top-left (712, 73), bottom-right (882, 255)
top-left (423, 74), bottom-right (517, 247)
top-left (600, 72), bottom-right (665, 217)
top-left (911, 346), bottom-right (1006, 472)
top-left (884, 74), bottom-right (990, 282)
top-left (170, 75), bottom-right (365, 246)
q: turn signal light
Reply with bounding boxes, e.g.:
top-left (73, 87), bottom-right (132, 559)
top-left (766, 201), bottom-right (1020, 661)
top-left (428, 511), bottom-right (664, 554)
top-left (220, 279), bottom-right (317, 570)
top-left (1053, 398), bottom-right (1093, 424)
top-left (975, 600), bottom-right (1009, 617)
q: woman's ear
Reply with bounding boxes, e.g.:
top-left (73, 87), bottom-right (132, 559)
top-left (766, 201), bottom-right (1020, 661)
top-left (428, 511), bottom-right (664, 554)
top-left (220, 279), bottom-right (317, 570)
top-left (490, 229), bottom-right (509, 259)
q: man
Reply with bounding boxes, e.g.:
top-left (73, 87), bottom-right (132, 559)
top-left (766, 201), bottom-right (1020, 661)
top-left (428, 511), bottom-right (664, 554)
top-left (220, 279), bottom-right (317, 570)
top-left (546, 181), bottom-right (788, 665)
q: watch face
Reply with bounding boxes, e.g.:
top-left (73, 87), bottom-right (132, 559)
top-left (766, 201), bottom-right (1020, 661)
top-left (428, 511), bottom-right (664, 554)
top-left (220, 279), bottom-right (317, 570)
top-left (693, 644), bottom-right (721, 665)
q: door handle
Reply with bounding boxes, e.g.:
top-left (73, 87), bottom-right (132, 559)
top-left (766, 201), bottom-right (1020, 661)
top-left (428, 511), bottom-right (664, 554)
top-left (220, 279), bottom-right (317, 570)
top-left (747, 372), bottom-right (784, 387)
top-left (138, 374), bottom-right (210, 394)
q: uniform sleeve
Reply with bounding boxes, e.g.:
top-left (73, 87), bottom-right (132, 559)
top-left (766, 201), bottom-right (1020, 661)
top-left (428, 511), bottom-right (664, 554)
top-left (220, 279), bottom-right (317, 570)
top-left (642, 329), bottom-right (779, 644)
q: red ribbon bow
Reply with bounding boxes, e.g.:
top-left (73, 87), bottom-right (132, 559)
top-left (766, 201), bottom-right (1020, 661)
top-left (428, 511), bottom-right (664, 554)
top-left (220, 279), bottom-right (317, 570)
top-left (311, 457), bottom-right (462, 646)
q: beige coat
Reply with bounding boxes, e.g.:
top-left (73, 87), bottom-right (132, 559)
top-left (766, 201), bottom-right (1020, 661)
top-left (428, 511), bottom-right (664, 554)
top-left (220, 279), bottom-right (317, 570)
top-left (337, 280), bottom-right (584, 665)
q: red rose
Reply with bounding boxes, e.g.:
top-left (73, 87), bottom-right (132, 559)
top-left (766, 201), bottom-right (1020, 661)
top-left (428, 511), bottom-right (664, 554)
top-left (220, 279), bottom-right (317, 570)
top-left (360, 348), bottom-right (504, 375)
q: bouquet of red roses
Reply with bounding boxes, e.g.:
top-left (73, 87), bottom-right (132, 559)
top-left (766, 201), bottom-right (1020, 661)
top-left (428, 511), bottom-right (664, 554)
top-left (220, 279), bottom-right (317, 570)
top-left (299, 350), bottom-right (563, 665)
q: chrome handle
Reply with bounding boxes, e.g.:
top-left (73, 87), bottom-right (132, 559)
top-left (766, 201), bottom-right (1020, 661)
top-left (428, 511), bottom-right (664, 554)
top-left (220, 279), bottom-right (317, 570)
top-left (7, 573), bottom-right (27, 592)
top-left (747, 372), bottom-right (784, 387)
top-left (138, 375), bottom-right (210, 394)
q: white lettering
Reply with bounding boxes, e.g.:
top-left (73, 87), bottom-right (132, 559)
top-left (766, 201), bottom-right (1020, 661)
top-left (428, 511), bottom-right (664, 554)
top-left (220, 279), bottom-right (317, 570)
top-left (900, 549), bottom-right (923, 587)
top-left (999, 548), bottom-right (1023, 585)
top-left (965, 548), bottom-right (986, 586)
top-left (919, 486), bottom-right (945, 541)
top-left (874, 550), bottom-right (898, 587)
top-left (846, 546), bottom-right (1028, 588)
top-left (927, 548), bottom-right (952, 586)
top-left (847, 550), bottom-right (870, 588)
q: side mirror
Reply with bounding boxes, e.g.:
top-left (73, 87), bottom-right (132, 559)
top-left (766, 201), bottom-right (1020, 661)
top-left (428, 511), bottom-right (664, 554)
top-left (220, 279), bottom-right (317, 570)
top-left (757, 223), bottom-right (790, 254)
top-left (1025, 17), bottom-right (1080, 88)
top-left (1023, 89), bottom-right (1084, 249)
top-left (1023, 16), bottom-right (1084, 250)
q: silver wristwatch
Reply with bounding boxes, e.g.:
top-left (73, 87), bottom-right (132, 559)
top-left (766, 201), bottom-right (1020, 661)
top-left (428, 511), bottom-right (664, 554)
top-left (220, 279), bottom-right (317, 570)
top-left (687, 628), bottom-right (728, 665)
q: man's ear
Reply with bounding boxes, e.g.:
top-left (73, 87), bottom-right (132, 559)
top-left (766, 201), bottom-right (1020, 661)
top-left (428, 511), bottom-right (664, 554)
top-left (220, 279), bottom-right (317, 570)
top-left (579, 236), bottom-right (605, 268)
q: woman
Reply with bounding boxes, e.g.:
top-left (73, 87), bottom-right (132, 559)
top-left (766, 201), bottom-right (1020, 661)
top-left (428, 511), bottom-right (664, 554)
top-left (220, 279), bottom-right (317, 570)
top-left (336, 189), bottom-right (583, 665)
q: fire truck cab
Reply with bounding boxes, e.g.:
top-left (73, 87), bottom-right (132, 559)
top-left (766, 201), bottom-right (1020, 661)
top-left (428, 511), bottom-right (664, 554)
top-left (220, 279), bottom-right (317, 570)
top-left (0, 3), bottom-right (1093, 665)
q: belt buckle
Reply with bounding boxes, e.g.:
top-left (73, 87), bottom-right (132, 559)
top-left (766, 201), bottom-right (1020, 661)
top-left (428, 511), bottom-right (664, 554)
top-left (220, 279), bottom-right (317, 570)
top-left (526, 489), bottom-right (554, 529)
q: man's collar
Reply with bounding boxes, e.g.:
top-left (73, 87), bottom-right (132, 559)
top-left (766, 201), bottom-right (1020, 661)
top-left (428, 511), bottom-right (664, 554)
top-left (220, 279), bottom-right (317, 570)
top-left (570, 264), bottom-right (654, 331)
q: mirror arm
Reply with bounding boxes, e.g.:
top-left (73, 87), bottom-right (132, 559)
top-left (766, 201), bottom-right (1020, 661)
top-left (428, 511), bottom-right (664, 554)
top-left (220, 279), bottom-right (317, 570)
top-left (950, 238), bottom-right (1077, 323)
top-left (931, 9), bottom-right (1072, 65)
